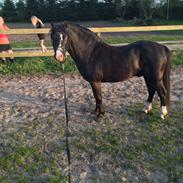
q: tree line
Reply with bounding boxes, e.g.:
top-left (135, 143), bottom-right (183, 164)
top-left (0, 0), bottom-right (183, 22)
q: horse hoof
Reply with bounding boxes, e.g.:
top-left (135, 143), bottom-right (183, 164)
top-left (144, 109), bottom-right (149, 114)
top-left (161, 114), bottom-right (165, 120)
top-left (161, 113), bottom-right (168, 120)
top-left (143, 102), bottom-right (152, 114)
top-left (161, 106), bottom-right (168, 120)
top-left (97, 113), bottom-right (105, 118)
top-left (144, 108), bottom-right (152, 114)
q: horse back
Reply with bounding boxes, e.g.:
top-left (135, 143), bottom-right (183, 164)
top-left (88, 40), bottom-right (169, 82)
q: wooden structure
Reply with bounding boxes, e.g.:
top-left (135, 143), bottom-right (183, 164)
top-left (0, 25), bottom-right (183, 58)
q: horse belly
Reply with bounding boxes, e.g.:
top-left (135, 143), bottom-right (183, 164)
top-left (94, 46), bottom-right (140, 82)
top-left (102, 60), bottom-right (139, 82)
top-left (102, 69), bottom-right (133, 82)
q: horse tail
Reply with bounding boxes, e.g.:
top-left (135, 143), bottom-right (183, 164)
top-left (163, 46), bottom-right (171, 110)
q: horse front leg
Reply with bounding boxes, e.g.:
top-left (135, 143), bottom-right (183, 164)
top-left (90, 82), bottom-right (105, 117)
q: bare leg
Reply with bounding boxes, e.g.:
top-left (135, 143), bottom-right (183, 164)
top-left (1, 51), bottom-right (6, 63)
top-left (40, 40), bottom-right (47, 52)
top-left (90, 82), bottom-right (104, 117)
top-left (8, 49), bottom-right (14, 63)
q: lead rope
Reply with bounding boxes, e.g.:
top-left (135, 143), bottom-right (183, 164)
top-left (61, 63), bottom-right (72, 183)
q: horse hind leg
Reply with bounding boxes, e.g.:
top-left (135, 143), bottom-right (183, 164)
top-left (143, 77), bottom-right (156, 114)
top-left (156, 80), bottom-right (168, 119)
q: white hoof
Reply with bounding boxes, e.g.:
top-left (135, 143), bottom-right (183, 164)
top-left (161, 114), bottom-right (165, 120)
top-left (144, 102), bottom-right (152, 114)
top-left (160, 106), bottom-right (168, 120)
top-left (144, 109), bottom-right (148, 114)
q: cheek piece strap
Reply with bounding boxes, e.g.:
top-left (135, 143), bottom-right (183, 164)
top-left (56, 34), bottom-right (67, 57)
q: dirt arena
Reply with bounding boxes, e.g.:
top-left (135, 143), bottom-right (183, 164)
top-left (0, 65), bottom-right (183, 182)
top-left (0, 22), bottom-right (183, 182)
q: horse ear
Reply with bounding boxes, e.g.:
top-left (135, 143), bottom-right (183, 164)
top-left (50, 22), bottom-right (54, 28)
top-left (50, 22), bottom-right (55, 34)
top-left (63, 21), bottom-right (68, 28)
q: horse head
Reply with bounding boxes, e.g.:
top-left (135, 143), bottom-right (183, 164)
top-left (50, 22), bottom-right (69, 63)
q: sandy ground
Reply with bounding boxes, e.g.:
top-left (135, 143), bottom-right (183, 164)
top-left (0, 66), bottom-right (182, 182)
top-left (0, 67), bottom-right (182, 125)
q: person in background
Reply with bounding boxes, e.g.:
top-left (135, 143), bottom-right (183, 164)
top-left (0, 16), bottom-right (14, 64)
top-left (31, 16), bottom-right (48, 52)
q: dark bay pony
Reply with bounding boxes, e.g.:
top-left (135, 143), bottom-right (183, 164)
top-left (50, 22), bottom-right (171, 119)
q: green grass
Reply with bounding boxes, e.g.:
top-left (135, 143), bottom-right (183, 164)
top-left (0, 51), bottom-right (181, 75)
top-left (0, 36), bottom-right (182, 75)
top-left (1, 102), bottom-right (183, 182)
top-left (0, 57), bottom-right (77, 75)
top-left (0, 50), bottom-right (182, 75)
top-left (104, 35), bottom-right (183, 44)
top-left (172, 51), bottom-right (183, 67)
top-left (0, 145), bottom-right (67, 182)
top-left (12, 34), bottom-right (183, 48)
top-left (161, 19), bottom-right (183, 25)
top-left (0, 118), bottom-right (68, 183)
top-left (11, 40), bottom-right (51, 48)
top-left (72, 102), bottom-right (183, 182)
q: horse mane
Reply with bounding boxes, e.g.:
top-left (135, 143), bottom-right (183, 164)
top-left (63, 21), bottom-right (102, 42)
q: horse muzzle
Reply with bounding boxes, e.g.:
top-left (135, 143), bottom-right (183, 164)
top-left (55, 49), bottom-right (64, 63)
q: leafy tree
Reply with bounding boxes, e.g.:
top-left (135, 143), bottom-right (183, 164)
top-left (25, 0), bottom-right (39, 20)
top-left (16, 0), bottom-right (26, 21)
top-left (169, 0), bottom-right (183, 19)
top-left (58, 0), bottom-right (78, 21)
top-left (114, 0), bottom-right (126, 19)
top-left (87, 0), bottom-right (98, 20)
top-left (1, 0), bottom-right (17, 21)
top-left (0, 2), bottom-right (3, 9)
top-left (140, 0), bottom-right (159, 19)
top-left (45, 0), bottom-right (58, 21)
top-left (101, 0), bottom-right (116, 20)
top-left (37, 0), bottom-right (47, 20)
top-left (124, 0), bottom-right (141, 19)
top-left (0, 0), bottom-right (181, 22)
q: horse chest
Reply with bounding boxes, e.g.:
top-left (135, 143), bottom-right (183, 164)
top-left (75, 61), bottom-right (93, 81)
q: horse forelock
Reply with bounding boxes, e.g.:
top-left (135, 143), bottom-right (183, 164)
top-left (50, 23), bottom-right (65, 37)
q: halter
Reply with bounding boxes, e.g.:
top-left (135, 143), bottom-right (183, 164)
top-left (56, 34), bottom-right (66, 55)
top-left (56, 47), bottom-right (65, 54)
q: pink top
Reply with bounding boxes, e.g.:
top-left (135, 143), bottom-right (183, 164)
top-left (0, 24), bottom-right (9, 44)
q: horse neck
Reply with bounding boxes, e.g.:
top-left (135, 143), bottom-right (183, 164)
top-left (67, 28), bottom-right (98, 63)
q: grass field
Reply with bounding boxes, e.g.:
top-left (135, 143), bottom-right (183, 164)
top-left (0, 35), bottom-right (183, 75)
top-left (0, 102), bottom-right (183, 182)
top-left (0, 51), bottom-right (183, 75)
top-left (3, 20), bottom-right (183, 75)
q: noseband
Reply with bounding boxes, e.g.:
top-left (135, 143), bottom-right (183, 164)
top-left (56, 33), bottom-right (67, 56)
